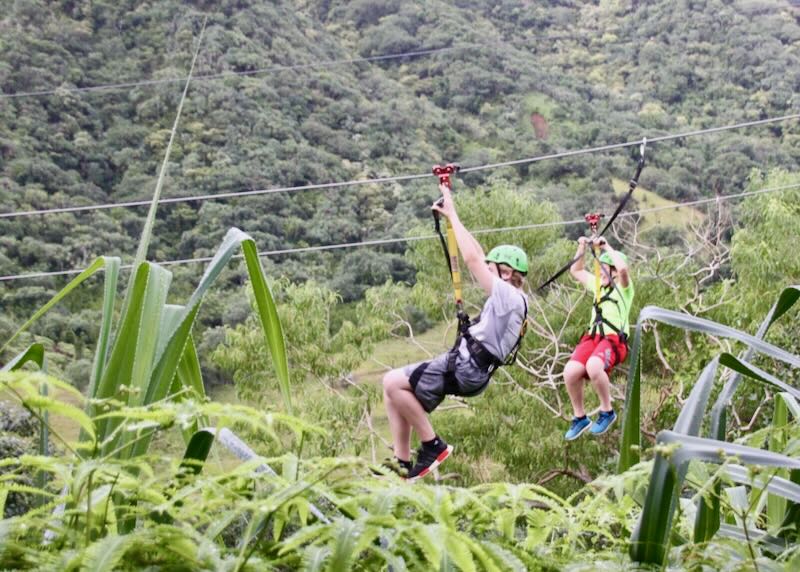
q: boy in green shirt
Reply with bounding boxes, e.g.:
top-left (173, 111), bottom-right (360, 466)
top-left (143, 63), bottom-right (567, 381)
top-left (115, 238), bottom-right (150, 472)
top-left (563, 237), bottom-right (634, 440)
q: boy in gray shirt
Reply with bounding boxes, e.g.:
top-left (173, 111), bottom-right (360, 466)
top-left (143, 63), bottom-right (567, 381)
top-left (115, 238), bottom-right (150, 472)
top-left (381, 182), bottom-right (528, 481)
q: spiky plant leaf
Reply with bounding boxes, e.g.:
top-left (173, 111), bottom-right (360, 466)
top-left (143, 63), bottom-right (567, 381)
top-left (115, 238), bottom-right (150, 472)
top-left (716, 523), bottom-right (787, 554)
top-left (325, 518), bottom-right (363, 572)
top-left (279, 523), bottom-right (331, 555)
top-left (0, 257), bottom-right (120, 356)
top-left (632, 430), bottom-right (800, 565)
top-left (443, 529), bottom-right (476, 572)
top-left (724, 464), bottom-right (800, 504)
top-left (708, 285), bottom-right (799, 440)
top-left (2, 343), bottom-right (44, 371)
top-left (695, 353), bottom-right (800, 542)
top-left (403, 523), bottom-right (442, 568)
top-left (620, 303), bottom-right (800, 473)
top-left (303, 545), bottom-right (331, 572)
top-left (91, 262), bottom-right (170, 450)
top-left (480, 541), bottom-right (528, 572)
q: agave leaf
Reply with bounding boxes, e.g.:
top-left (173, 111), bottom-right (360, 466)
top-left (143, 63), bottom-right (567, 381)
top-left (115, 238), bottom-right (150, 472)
top-left (241, 237), bottom-right (291, 413)
top-left (634, 357), bottom-right (719, 552)
top-left (175, 334), bottom-right (204, 401)
top-left (131, 20), bottom-right (204, 270)
top-left (86, 258), bottom-right (120, 402)
top-left (695, 351), bottom-right (800, 542)
top-left (767, 394), bottom-right (790, 529)
top-left (619, 324), bottom-right (643, 472)
top-left (179, 429), bottom-right (215, 477)
top-left (716, 523), bottom-right (787, 554)
top-left (90, 263), bottom-right (169, 449)
top-left (147, 228), bottom-right (290, 418)
top-left (620, 301), bottom-right (800, 473)
top-left (724, 464), bottom-right (800, 504)
top-left (636, 306), bottom-right (800, 366)
top-left (633, 430), bottom-right (800, 565)
top-left (673, 357), bottom-right (720, 436)
top-left (707, 285), bottom-right (800, 441)
top-left (127, 270), bottom-right (171, 408)
top-left (724, 485), bottom-right (755, 529)
top-left (776, 392), bottom-right (800, 419)
top-left (171, 334), bottom-right (205, 441)
top-left (0, 257), bottom-right (120, 356)
top-left (1, 343), bottom-right (44, 372)
top-left (108, 227), bottom-right (288, 459)
top-left (659, 431), bottom-right (800, 470)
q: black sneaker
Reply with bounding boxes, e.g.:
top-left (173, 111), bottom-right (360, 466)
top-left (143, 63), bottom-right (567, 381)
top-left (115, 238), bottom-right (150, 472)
top-left (407, 438), bottom-right (453, 482)
top-left (372, 457), bottom-right (412, 477)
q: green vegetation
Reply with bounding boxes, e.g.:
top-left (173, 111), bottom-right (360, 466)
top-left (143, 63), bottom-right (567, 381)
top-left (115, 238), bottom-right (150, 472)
top-left (2, 0), bottom-right (800, 569)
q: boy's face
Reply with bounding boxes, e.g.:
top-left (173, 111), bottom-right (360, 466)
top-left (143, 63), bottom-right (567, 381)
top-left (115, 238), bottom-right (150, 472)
top-left (601, 264), bottom-right (617, 286)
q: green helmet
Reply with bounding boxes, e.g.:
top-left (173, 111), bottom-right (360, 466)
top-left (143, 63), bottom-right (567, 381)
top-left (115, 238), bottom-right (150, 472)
top-left (485, 245), bottom-right (528, 274)
top-left (598, 251), bottom-right (628, 268)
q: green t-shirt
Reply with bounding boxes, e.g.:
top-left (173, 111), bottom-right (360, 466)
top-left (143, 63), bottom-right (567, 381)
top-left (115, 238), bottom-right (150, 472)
top-left (585, 279), bottom-right (635, 336)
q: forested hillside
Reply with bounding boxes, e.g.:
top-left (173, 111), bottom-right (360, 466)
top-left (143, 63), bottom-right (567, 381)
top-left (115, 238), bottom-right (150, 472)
top-left (1, 0), bottom-right (799, 377)
top-left (3, 1), bottom-right (800, 570)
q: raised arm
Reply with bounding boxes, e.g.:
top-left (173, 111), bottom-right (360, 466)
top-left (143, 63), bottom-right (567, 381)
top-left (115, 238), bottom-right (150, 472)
top-left (432, 183), bottom-right (495, 295)
top-left (599, 240), bottom-right (630, 288)
top-left (570, 236), bottom-right (593, 288)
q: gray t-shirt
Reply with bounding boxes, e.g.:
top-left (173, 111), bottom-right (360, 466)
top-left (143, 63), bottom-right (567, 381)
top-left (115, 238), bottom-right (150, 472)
top-left (466, 276), bottom-right (528, 361)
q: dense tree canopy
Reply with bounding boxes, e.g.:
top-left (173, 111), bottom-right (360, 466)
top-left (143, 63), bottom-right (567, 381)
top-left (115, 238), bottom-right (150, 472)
top-left (1, 0), bottom-right (799, 382)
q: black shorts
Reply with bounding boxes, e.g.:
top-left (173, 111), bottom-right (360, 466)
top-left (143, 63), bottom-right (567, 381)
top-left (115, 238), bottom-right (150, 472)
top-left (403, 340), bottom-right (491, 413)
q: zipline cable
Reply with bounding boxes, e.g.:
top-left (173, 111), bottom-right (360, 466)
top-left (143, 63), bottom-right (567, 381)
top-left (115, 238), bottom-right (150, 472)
top-left (537, 139), bottom-right (646, 292)
top-left (458, 114), bottom-right (799, 173)
top-left (0, 32), bottom-right (594, 100)
top-left (2, 113), bottom-right (797, 220)
top-left (1, 181), bottom-right (797, 283)
top-left (0, 45), bottom-right (477, 99)
top-left (3, 3), bottom-right (790, 102)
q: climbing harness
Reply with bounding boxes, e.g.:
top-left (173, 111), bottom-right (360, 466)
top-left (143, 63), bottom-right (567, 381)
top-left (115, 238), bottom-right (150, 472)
top-left (581, 213), bottom-right (630, 364)
top-left (537, 138), bottom-right (647, 292)
top-left (430, 164), bottom-right (528, 389)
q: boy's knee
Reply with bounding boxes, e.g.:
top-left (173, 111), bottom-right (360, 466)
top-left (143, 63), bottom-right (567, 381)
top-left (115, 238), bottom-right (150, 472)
top-left (382, 369), bottom-right (406, 394)
top-left (563, 360), bottom-right (586, 383)
top-left (382, 372), bottom-right (394, 393)
top-left (585, 357), bottom-right (605, 379)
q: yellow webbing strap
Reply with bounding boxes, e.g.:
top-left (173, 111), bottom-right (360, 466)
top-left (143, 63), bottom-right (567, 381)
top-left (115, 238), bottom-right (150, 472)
top-left (592, 243), bottom-right (602, 305)
top-left (445, 218), bottom-right (463, 308)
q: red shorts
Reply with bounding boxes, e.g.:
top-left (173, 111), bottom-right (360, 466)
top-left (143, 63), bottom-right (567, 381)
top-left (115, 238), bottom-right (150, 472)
top-left (570, 333), bottom-right (628, 378)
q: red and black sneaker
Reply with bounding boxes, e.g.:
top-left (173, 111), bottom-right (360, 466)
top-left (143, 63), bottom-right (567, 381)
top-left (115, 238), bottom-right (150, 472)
top-left (407, 438), bottom-right (453, 482)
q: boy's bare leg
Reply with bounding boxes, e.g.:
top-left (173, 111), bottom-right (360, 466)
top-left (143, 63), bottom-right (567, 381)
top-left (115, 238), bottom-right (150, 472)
top-left (564, 360), bottom-right (588, 417)
top-left (585, 356), bottom-right (613, 411)
top-left (383, 369), bottom-right (436, 460)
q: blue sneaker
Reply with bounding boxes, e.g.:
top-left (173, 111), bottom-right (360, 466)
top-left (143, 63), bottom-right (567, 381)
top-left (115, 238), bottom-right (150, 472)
top-left (565, 416), bottom-right (592, 441)
top-left (589, 410), bottom-right (617, 436)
